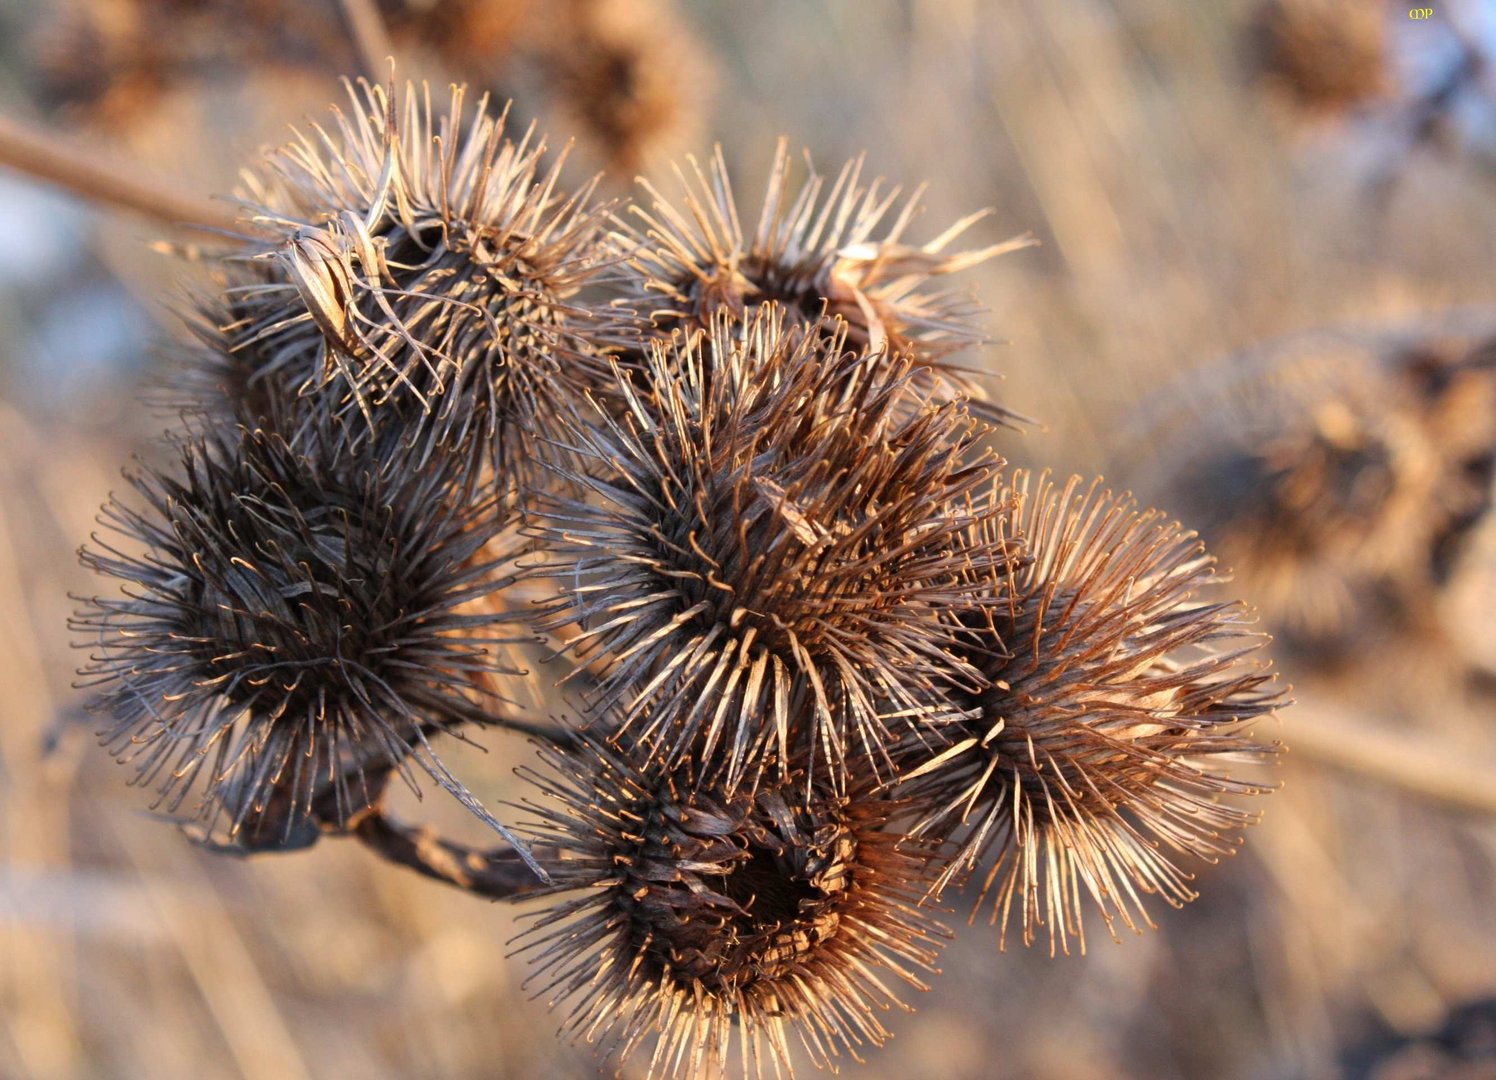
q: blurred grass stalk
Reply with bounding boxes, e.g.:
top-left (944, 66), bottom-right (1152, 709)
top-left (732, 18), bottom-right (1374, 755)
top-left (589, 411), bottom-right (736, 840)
top-left (0, 113), bottom-right (235, 233)
top-left (1279, 697), bottom-right (1496, 817)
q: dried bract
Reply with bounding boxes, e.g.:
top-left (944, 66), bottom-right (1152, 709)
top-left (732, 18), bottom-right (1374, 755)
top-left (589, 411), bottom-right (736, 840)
top-left (514, 736), bottom-right (946, 1080)
top-left (526, 308), bottom-right (1008, 792)
top-left (902, 473), bottom-right (1280, 954)
top-left (73, 420), bottom-right (534, 858)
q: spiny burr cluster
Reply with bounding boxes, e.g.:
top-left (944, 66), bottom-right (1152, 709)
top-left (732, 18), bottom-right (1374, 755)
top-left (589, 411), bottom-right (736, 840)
top-left (73, 76), bottom-right (1284, 1079)
top-left (616, 141), bottom-right (1035, 423)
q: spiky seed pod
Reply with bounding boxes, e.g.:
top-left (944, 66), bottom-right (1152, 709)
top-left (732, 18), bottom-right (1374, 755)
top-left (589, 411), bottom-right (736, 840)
top-left (614, 140), bottom-right (1032, 419)
top-left (901, 472), bottom-right (1281, 956)
top-left (73, 419), bottom-right (538, 863)
top-left (1249, 0), bottom-right (1389, 119)
top-left (1127, 331), bottom-right (1496, 655)
top-left (229, 78), bottom-right (621, 492)
top-left (525, 307), bottom-right (1010, 793)
top-left (514, 735), bottom-right (947, 1080)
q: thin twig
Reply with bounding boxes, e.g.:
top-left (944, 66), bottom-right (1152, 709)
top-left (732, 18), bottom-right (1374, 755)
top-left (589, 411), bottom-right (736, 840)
top-left (477, 712), bottom-right (578, 748)
top-left (1273, 696), bottom-right (1496, 817)
top-left (0, 114), bottom-right (239, 235)
top-left (353, 809), bottom-right (555, 901)
top-left (337, 0), bottom-right (397, 84)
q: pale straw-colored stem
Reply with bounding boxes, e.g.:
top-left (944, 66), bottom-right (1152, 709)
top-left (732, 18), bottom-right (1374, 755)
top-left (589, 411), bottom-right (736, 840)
top-left (1272, 696), bottom-right (1496, 817)
top-left (337, 0), bottom-right (397, 84)
top-left (0, 113), bottom-right (238, 235)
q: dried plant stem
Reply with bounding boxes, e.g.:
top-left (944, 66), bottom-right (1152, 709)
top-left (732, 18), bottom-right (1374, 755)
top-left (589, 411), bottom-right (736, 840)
top-left (480, 715), bottom-right (578, 748)
top-left (1277, 698), bottom-right (1496, 817)
top-left (0, 114), bottom-right (237, 234)
top-left (353, 810), bottom-right (553, 901)
top-left (336, 0), bottom-right (397, 83)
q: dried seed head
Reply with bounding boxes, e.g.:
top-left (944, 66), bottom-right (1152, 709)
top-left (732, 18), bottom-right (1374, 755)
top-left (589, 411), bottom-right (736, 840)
top-left (73, 420), bottom-right (532, 855)
top-left (1129, 332), bottom-right (1496, 654)
top-left (615, 141), bottom-right (1032, 420)
top-left (229, 78), bottom-right (621, 491)
top-left (378, 0), bottom-right (536, 76)
top-left (526, 307), bottom-right (1009, 792)
top-left (902, 473), bottom-right (1280, 955)
top-left (514, 736), bottom-right (946, 1080)
top-left (535, 0), bottom-right (710, 178)
top-left (1250, 0), bottom-right (1389, 119)
top-left (29, 0), bottom-right (334, 128)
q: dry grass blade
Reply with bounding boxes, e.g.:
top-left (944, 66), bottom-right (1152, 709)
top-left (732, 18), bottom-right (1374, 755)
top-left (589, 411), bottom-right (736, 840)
top-left (337, 0), bottom-right (397, 83)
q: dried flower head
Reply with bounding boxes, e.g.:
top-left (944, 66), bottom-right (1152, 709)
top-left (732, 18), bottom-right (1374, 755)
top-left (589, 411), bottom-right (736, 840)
top-left (526, 307), bottom-right (1007, 792)
top-left (1128, 330), bottom-right (1496, 654)
top-left (533, 0), bottom-right (710, 178)
top-left (29, 0), bottom-right (333, 128)
top-left (514, 735), bottom-right (946, 1080)
top-left (378, 0), bottom-right (536, 77)
top-left (229, 78), bottom-right (620, 491)
top-left (902, 473), bottom-right (1280, 955)
top-left (615, 140), bottom-right (1032, 418)
top-left (1250, 0), bottom-right (1389, 119)
top-left (73, 419), bottom-right (537, 863)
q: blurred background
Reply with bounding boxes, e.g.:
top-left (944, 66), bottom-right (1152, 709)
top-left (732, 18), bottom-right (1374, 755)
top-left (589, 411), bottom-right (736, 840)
top-left (2, 0), bottom-right (1496, 1077)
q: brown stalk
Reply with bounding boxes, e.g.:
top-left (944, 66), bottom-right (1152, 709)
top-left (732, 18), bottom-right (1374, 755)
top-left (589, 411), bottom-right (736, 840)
top-left (0, 113), bottom-right (238, 235)
top-left (352, 809), bottom-right (554, 901)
